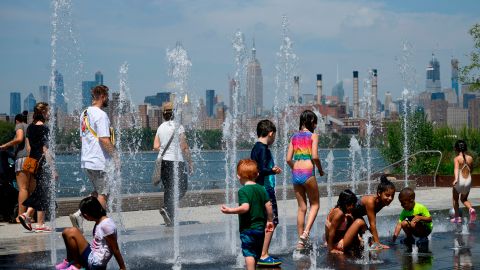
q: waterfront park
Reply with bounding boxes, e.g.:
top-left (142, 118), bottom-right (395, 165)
top-left (1, 1), bottom-right (480, 269)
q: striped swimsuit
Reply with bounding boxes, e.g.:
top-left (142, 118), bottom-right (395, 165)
top-left (291, 131), bottom-right (315, 185)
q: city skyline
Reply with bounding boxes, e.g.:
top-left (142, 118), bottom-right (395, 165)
top-left (1, 1), bottom-right (479, 115)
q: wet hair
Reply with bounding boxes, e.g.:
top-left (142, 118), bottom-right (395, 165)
top-left (299, 110), bottom-right (317, 133)
top-left (22, 110), bottom-right (28, 122)
top-left (455, 140), bottom-right (468, 162)
top-left (336, 189), bottom-right (358, 213)
top-left (91, 85), bottom-right (109, 101)
top-left (237, 159), bottom-right (258, 180)
top-left (14, 114), bottom-right (25, 123)
top-left (32, 102), bottom-right (49, 123)
top-left (256, 119), bottom-right (276, 137)
top-left (79, 196), bottom-right (106, 219)
top-left (377, 175), bottom-right (396, 194)
top-left (399, 187), bottom-right (415, 201)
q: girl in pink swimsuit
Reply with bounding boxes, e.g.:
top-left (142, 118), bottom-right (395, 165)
top-left (287, 110), bottom-right (324, 250)
top-left (325, 189), bottom-right (366, 254)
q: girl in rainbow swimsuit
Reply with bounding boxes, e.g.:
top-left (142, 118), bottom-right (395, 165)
top-left (286, 110), bottom-right (324, 250)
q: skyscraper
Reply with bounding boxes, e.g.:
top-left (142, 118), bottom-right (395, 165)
top-left (293, 76), bottom-right (300, 104)
top-left (38, 85), bottom-right (50, 103)
top-left (23, 93), bottom-right (36, 112)
top-left (206, 89), bottom-right (215, 117)
top-left (10, 92), bottom-right (21, 116)
top-left (426, 53), bottom-right (441, 92)
top-left (82, 71), bottom-right (104, 108)
top-left (53, 70), bottom-right (68, 112)
top-left (451, 58), bottom-right (459, 106)
top-left (372, 69), bottom-right (378, 113)
top-left (353, 71), bottom-right (359, 118)
top-left (144, 92), bottom-right (171, 107)
top-left (331, 80), bottom-right (344, 104)
top-left (246, 40), bottom-right (263, 117)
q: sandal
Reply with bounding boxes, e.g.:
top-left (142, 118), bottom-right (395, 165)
top-left (297, 230), bottom-right (311, 250)
top-left (296, 240), bottom-right (306, 251)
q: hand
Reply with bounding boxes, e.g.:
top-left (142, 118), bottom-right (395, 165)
top-left (391, 235), bottom-right (397, 243)
top-left (412, 216), bottom-right (422, 223)
top-left (265, 221), bottom-right (274, 232)
top-left (52, 170), bottom-right (59, 181)
top-left (319, 170), bottom-right (325, 176)
top-left (330, 249), bottom-right (344, 254)
top-left (220, 205), bottom-right (231, 214)
top-left (188, 161), bottom-right (194, 175)
top-left (452, 180), bottom-right (458, 187)
top-left (272, 166), bottom-right (282, 174)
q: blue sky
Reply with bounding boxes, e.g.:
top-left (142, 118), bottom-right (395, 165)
top-left (0, 0), bottom-right (479, 114)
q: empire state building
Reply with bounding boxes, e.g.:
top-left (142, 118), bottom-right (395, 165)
top-left (246, 40), bottom-right (263, 117)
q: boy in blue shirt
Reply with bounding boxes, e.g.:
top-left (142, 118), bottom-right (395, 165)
top-left (221, 159), bottom-right (274, 270)
top-left (250, 120), bottom-right (282, 266)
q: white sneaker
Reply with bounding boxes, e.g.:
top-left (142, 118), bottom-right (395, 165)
top-left (34, 224), bottom-right (53, 233)
top-left (69, 211), bottom-right (84, 233)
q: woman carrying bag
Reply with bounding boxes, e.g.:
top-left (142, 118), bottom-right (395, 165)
top-left (152, 102), bottom-right (193, 226)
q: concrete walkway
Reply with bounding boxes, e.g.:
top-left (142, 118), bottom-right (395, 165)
top-left (0, 187), bottom-right (479, 256)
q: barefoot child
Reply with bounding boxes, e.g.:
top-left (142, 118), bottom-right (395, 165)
top-left (56, 196), bottom-right (126, 270)
top-left (286, 110), bottom-right (324, 250)
top-left (220, 159), bottom-right (274, 270)
top-left (352, 175), bottom-right (395, 250)
top-left (392, 187), bottom-right (432, 249)
top-left (452, 140), bottom-right (476, 223)
top-left (325, 189), bottom-right (366, 254)
top-left (250, 120), bottom-right (282, 266)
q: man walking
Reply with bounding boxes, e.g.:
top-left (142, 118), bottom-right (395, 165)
top-left (70, 85), bottom-right (119, 231)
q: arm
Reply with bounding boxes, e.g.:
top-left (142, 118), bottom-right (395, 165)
top-left (286, 141), bottom-right (294, 169)
top-left (453, 157), bottom-right (459, 186)
top-left (220, 203), bottom-right (250, 214)
top-left (105, 234), bottom-right (127, 270)
top-left (311, 134), bottom-right (324, 176)
top-left (412, 215), bottom-right (432, 224)
top-left (180, 133), bottom-right (193, 173)
top-left (43, 145), bottom-right (58, 180)
top-left (153, 133), bottom-right (160, 151)
top-left (0, 129), bottom-right (24, 150)
top-left (255, 147), bottom-right (275, 177)
top-left (26, 137), bottom-right (30, 155)
top-left (392, 221), bottom-right (402, 242)
top-left (99, 137), bottom-right (119, 165)
top-left (365, 197), bottom-right (383, 245)
top-left (326, 209), bottom-right (343, 252)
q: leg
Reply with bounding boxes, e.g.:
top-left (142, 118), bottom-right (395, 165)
top-left (460, 193), bottom-right (473, 209)
top-left (293, 184), bottom-right (307, 238)
top-left (400, 221), bottom-right (414, 238)
top-left (178, 162), bottom-right (188, 200)
top-left (261, 187), bottom-right (278, 259)
top-left (62, 227), bottom-right (89, 267)
top-left (36, 211), bottom-right (45, 225)
top-left (453, 188), bottom-right (460, 218)
top-left (161, 161), bottom-right (175, 221)
top-left (16, 171), bottom-right (30, 217)
top-left (342, 218), bottom-right (367, 249)
top-left (244, 256), bottom-right (256, 270)
top-left (303, 176), bottom-right (320, 235)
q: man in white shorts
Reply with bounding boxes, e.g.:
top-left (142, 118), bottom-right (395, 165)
top-left (70, 85), bottom-right (119, 231)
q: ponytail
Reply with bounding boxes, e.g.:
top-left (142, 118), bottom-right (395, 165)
top-left (377, 175), bottom-right (395, 194)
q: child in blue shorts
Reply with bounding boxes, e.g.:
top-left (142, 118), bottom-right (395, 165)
top-left (221, 159), bottom-right (274, 270)
top-left (250, 120), bottom-right (282, 265)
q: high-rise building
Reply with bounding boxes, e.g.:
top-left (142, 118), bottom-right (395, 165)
top-left (447, 107), bottom-right (468, 130)
top-left (353, 71), bottom-right (359, 118)
top-left (426, 54), bottom-right (441, 92)
top-left (10, 92), bottom-right (21, 116)
top-left (82, 71), bottom-right (104, 108)
top-left (316, 74), bottom-right (322, 105)
top-left (468, 97), bottom-right (480, 129)
top-left (331, 80), bottom-right (344, 104)
top-left (384, 91), bottom-right (392, 115)
top-left (53, 70), bottom-right (67, 112)
top-left (38, 85), bottom-right (49, 103)
top-left (23, 93), bottom-right (36, 112)
top-left (293, 76), bottom-right (300, 104)
top-left (246, 40), bottom-right (263, 117)
top-left (463, 93), bottom-right (477, 109)
top-left (206, 89), bottom-right (215, 117)
top-left (451, 58), bottom-right (459, 105)
top-left (144, 92), bottom-right (171, 107)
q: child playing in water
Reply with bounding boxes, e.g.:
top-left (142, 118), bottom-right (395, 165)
top-left (452, 140), bottom-right (476, 223)
top-left (325, 189), bottom-right (367, 254)
top-left (286, 110), bottom-right (324, 250)
top-left (220, 159), bottom-right (274, 270)
top-left (392, 187), bottom-right (432, 249)
top-left (352, 175), bottom-right (395, 250)
top-left (250, 120), bottom-right (282, 266)
top-left (56, 196), bottom-right (126, 270)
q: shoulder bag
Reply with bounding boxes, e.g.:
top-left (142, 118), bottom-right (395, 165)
top-left (152, 127), bottom-right (176, 186)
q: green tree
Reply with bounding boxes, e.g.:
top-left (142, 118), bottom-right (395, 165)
top-left (0, 121), bottom-right (15, 145)
top-left (460, 23), bottom-right (480, 91)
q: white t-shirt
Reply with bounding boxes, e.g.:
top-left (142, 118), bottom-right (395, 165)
top-left (155, 120), bottom-right (185, 162)
top-left (80, 107), bottom-right (111, 170)
top-left (88, 217), bottom-right (116, 267)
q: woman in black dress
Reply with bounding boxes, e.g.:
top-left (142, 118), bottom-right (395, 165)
top-left (18, 102), bottom-right (58, 232)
